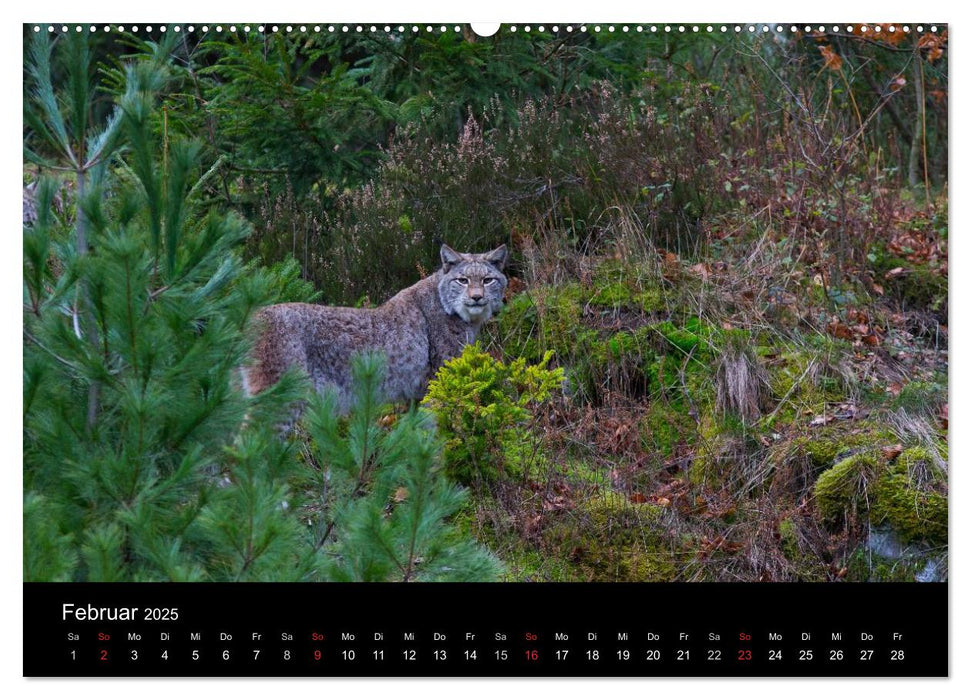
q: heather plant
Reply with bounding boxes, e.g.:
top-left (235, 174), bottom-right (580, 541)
top-left (317, 88), bottom-right (731, 302)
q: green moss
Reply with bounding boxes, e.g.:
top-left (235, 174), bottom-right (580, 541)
top-left (869, 243), bottom-right (947, 313)
top-left (495, 284), bottom-right (585, 365)
top-left (500, 429), bottom-right (548, 481)
top-left (605, 330), bottom-right (639, 357)
top-left (497, 546), bottom-right (579, 582)
top-left (870, 460), bottom-right (947, 544)
top-left (452, 497), bottom-right (575, 582)
top-left (496, 293), bottom-right (540, 360)
top-left (778, 518), bottom-right (800, 559)
top-left (640, 400), bottom-right (697, 460)
top-left (893, 380), bottom-right (947, 415)
top-left (560, 458), bottom-right (611, 488)
top-left (886, 265), bottom-right (946, 311)
top-left (634, 289), bottom-right (665, 312)
top-left (798, 434), bottom-right (844, 469)
top-left (537, 284), bottom-right (584, 354)
top-left (571, 327), bottom-right (660, 401)
top-left (790, 423), bottom-right (895, 470)
top-left (813, 442), bottom-right (948, 546)
top-left (589, 260), bottom-right (667, 312)
top-left (688, 415), bottom-right (733, 486)
top-left (651, 321), bottom-right (701, 355)
top-left (589, 282), bottom-right (632, 306)
top-left (493, 267), bottom-right (706, 404)
top-left (776, 516), bottom-right (829, 581)
top-left (544, 491), bottom-right (678, 582)
top-left (844, 547), bottom-right (924, 583)
top-left (898, 445), bottom-right (948, 472)
top-left (814, 451), bottom-right (880, 522)
top-left (766, 351), bottom-right (849, 425)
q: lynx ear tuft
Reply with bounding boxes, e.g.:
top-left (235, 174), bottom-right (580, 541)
top-left (483, 244), bottom-right (508, 270)
top-left (440, 244), bottom-right (463, 272)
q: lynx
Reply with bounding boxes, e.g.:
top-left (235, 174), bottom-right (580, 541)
top-left (243, 244), bottom-right (509, 411)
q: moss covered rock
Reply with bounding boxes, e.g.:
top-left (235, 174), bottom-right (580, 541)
top-left (870, 447), bottom-right (947, 544)
top-left (492, 263), bottom-right (713, 405)
top-left (844, 522), bottom-right (947, 582)
top-left (814, 451), bottom-right (880, 522)
top-left (814, 444), bottom-right (947, 545)
top-left (588, 281), bottom-right (633, 307)
top-left (789, 423), bottom-right (895, 471)
top-left (589, 261), bottom-right (667, 313)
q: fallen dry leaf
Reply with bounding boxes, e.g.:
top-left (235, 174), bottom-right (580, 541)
top-left (881, 444), bottom-right (904, 463)
top-left (689, 262), bottom-right (712, 281)
top-left (827, 320), bottom-right (854, 341)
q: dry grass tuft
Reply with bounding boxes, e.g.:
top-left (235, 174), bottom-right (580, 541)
top-left (715, 331), bottom-right (770, 423)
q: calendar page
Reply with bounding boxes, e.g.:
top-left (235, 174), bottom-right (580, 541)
top-left (22, 19), bottom-right (948, 677)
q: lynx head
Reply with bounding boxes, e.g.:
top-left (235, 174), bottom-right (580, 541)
top-left (437, 244), bottom-right (509, 324)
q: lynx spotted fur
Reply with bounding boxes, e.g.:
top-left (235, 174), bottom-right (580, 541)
top-left (243, 244), bottom-right (508, 411)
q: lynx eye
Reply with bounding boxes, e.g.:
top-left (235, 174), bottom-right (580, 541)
top-left (484, 277), bottom-right (497, 285)
top-left (456, 277), bottom-right (470, 285)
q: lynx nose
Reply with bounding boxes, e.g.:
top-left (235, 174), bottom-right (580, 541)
top-left (469, 287), bottom-right (484, 301)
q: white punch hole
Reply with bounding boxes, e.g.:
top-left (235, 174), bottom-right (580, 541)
top-left (470, 23), bottom-right (501, 37)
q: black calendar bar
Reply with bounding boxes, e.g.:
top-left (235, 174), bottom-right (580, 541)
top-left (24, 582), bottom-right (947, 677)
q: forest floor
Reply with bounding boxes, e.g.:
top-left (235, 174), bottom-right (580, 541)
top-left (456, 196), bottom-right (948, 583)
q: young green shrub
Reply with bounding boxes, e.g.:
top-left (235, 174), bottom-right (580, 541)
top-left (422, 343), bottom-right (564, 484)
top-left (304, 352), bottom-right (503, 582)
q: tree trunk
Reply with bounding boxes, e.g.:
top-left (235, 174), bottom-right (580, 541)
top-left (76, 170), bottom-right (102, 433)
top-left (908, 55), bottom-right (925, 188)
